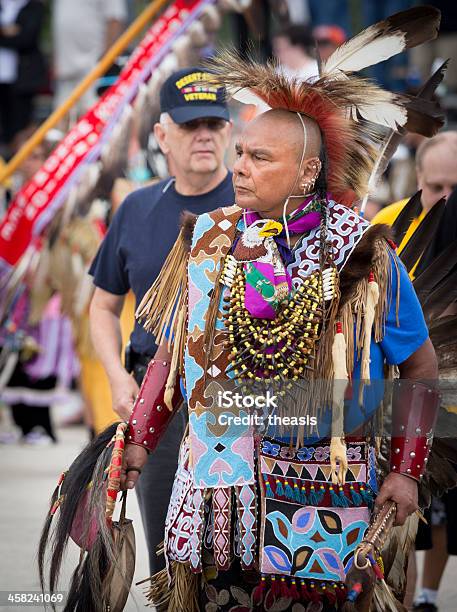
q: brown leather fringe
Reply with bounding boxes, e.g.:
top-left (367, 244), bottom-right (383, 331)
top-left (307, 227), bottom-right (395, 429)
top-left (316, 225), bottom-right (394, 375)
top-left (339, 225), bottom-right (392, 307)
top-left (136, 212), bottom-right (197, 350)
top-left (339, 224), bottom-right (397, 359)
top-left (164, 290), bottom-right (188, 408)
top-left (145, 562), bottom-right (200, 612)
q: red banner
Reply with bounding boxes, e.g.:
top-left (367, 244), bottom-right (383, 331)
top-left (0, 0), bottom-right (211, 270)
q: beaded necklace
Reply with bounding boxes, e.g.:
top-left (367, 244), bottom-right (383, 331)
top-left (221, 195), bottom-right (337, 384)
top-left (223, 267), bottom-right (323, 383)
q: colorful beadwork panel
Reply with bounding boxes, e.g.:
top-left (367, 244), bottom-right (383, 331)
top-left (235, 484), bottom-right (257, 570)
top-left (289, 200), bottom-right (370, 286)
top-left (260, 437), bottom-right (369, 483)
top-left (185, 206), bottom-right (256, 489)
top-left (259, 436), bottom-right (373, 582)
top-left (212, 487), bottom-right (232, 570)
top-left (260, 499), bottom-right (370, 582)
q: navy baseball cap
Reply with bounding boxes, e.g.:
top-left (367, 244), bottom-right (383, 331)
top-left (160, 66), bottom-right (230, 124)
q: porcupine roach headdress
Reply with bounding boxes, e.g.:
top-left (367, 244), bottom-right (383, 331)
top-left (206, 5), bottom-right (444, 205)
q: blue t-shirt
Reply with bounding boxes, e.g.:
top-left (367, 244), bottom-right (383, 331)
top-left (89, 173), bottom-right (234, 355)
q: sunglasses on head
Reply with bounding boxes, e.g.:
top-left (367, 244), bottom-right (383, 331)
top-left (178, 118), bottom-right (227, 131)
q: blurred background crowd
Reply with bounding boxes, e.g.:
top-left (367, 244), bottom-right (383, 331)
top-left (1, 1), bottom-right (457, 216)
top-left (0, 1), bottom-right (457, 610)
top-left (1, 0), bottom-right (457, 213)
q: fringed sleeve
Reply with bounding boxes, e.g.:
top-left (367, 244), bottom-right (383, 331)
top-left (136, 214), bottom-right (197, 404)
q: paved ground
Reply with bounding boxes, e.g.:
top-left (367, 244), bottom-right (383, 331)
top-left (0, 422), bottom-right (149, 612)
top-left (1, 416), bottom-right (457, 612)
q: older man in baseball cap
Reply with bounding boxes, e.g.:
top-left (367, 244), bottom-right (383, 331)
top-left (89, 67), bottom-right (233, 574)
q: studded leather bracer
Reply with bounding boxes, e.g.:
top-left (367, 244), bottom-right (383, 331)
top-left (390, 380), bottom-right (440, 481)
top-left (127, 359), bottom-right (182, 452)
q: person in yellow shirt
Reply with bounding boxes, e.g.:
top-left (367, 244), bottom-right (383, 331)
top-left (373, 136), bottom-right (457, 612)
top-left (372, 131), bottom-right (457, 255)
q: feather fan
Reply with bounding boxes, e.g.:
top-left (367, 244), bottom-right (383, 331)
top-left (421, 268), bottom-right (457, 321)
top-left (426, 442), bottom-right (457, 497)
top-left (321, 6), bottom-right (440, 76)
top-left (391, 191), bottom-right (423, 246)
top-left (413, 241), bottom-right (457, 304)
top-left (424, 403), bottom-right (457, 499)
top-left (385, 515), bottom-right (419, 594)
top-left (429, 314), bottom-right (457, 350)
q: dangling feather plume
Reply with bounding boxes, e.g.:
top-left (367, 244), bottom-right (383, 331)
top-left (360, 61), bottom-right (447, 214)
top-left (321, 5), bottom-right (440, 76)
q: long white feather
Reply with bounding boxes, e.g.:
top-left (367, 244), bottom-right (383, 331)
top-left (360, 134), bottom-right (395, 215)
top-left (356, 100), bottom-right (407, 130)
top-left (359, 61), bottom-right (447, 215)
top-left (229, 87), bottom-right (271, 113)
top-left (322, 30), bottom-right (406, 75)
top-left (322, 5), bottom-right (440, 76)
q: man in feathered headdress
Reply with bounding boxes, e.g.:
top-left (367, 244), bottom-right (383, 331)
top-left (119, 7), bottom-right (450, 611)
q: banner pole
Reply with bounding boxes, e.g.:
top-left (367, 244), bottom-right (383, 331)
top-left (0, 0), bottom-right (170, 186)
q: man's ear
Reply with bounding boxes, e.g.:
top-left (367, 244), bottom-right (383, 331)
top-left (416, 168), bottom-right (424, 190)
top-left (300, 157), bottom-right (317, 183)
top-left (303, 156), bottom-right (322, 181)
top-left (153, 123), bottom-right (169, 155)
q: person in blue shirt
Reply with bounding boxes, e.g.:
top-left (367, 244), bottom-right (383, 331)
top-left (89, 67), bottom-right (234, 575)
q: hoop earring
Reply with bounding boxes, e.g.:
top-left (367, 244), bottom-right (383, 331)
top-left (282, 196), bottom-right (292, 249)
top-left (242, 207), bottom-right (249, 230)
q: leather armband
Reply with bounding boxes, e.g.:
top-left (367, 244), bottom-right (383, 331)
top-left (127, 359), bottom-right (182, 453)
top-left (390, 380), bottom-right (440, 481)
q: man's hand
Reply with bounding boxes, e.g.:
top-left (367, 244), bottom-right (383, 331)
top-left (111, 370), bottom-right (139, 420)
top-left (375, 472), bottom-right (418, 526)
top-left (121, 443), bottom-right (149, 489)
